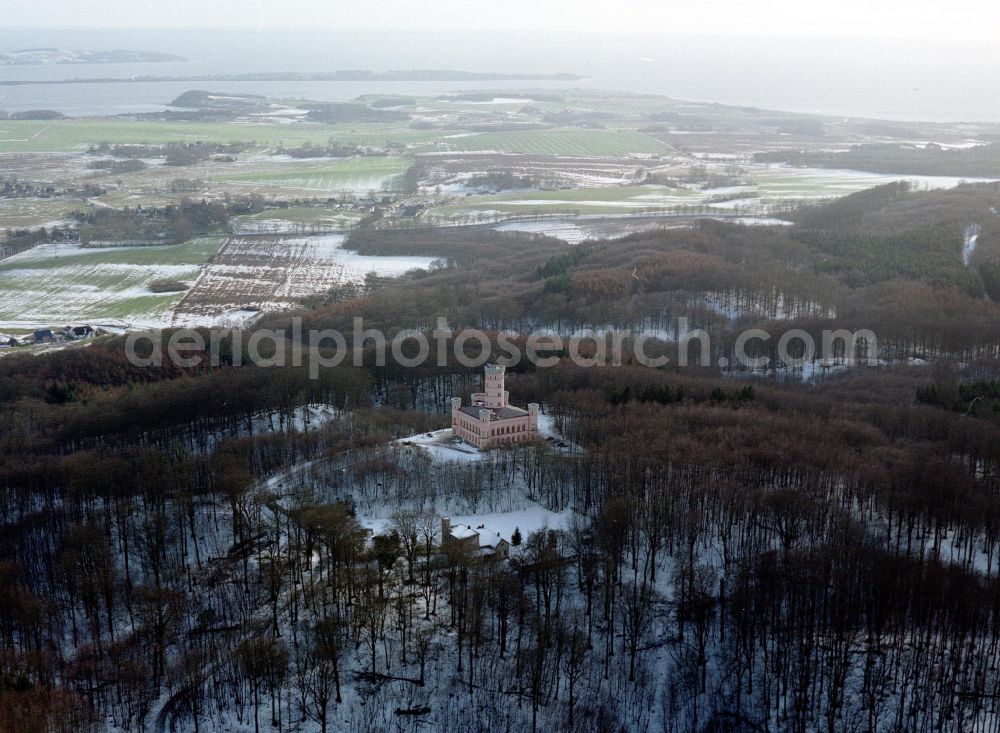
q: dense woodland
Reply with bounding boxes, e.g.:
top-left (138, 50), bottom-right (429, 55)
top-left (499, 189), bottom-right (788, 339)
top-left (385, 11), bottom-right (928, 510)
top-left (3, 184), bottom-right (1000, 732)
top-left (317, 182), bottom-right (1000, 363)
top-left (77, 202), bottom-right (229, 246)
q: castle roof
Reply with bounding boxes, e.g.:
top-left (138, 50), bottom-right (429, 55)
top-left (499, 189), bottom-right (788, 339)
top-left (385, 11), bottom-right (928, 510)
top-left (458, 405), bottom-right (530, 421)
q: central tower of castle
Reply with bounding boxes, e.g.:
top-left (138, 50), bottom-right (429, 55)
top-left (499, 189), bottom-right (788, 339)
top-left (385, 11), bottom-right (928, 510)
top-left (483, 363), bottom-right (508, 408)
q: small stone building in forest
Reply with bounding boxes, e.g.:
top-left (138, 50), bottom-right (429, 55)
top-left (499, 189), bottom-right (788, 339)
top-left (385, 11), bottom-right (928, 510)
top-left (441, 517), bottom-right (510, 560)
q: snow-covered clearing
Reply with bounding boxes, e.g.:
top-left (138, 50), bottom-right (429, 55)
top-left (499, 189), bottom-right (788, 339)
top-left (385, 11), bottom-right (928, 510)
top-left (397, 429), bottom-right (483, 464)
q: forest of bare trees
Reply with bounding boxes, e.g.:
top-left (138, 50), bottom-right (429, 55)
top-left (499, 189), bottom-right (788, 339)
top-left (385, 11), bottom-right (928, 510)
top-left (2, 183), bottom-right (1000, 731)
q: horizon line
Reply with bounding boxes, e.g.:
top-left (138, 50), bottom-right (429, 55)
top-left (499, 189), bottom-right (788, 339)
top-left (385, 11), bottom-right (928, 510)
top-left (2, 26), bottom-right (996, 42)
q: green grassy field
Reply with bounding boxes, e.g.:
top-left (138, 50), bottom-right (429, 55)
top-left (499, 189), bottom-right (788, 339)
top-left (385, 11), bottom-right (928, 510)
top-left (415, 129), bottom-right (674, 156)
top-left (0, 116), bottom-right (672, 159)
top-left (0, 119), bottom-right (443, 153)
top-left (425, 184), bottom-right (702, 219)
top-left (0, 237), bottom-right (224, 325)
top-left (0, 237), bottom-right (223, 271)
top-left (0, 120), bottom-right (336, 152)
top-left (749, 167), bottom-right (913, 200)
top-left (212, 156), bottom-right (413, 192)
top-left (423, 166), bottom-right (931, 221)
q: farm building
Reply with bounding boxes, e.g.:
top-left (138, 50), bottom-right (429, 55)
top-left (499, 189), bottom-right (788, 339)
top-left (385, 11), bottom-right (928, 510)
top-left (441, 517), bottom-right (510, 560)
top-left (64, 324), bottom-right (95, 340)
top-left (33, 329), bottom-right (56, 344)
top-left (451, 364), bottom-right (539, 450)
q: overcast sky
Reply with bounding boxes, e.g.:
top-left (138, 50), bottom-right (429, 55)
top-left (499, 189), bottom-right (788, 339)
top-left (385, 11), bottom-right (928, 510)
top-left (3, 0), bottom-right (999, 39)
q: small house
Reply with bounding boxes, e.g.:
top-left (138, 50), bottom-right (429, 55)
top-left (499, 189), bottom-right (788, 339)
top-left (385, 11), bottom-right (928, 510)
top-left (441, 517), bottom-right (511, 560)
top-left (33, 329), bottom-right (55, 344)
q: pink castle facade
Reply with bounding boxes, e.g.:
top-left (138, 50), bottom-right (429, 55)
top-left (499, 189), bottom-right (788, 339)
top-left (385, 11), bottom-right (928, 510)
top-left (451, 364), bottom-right (539, 450)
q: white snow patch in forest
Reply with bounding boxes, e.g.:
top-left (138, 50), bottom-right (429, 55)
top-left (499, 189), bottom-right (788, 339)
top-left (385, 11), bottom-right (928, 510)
top-left (357, 501), bottom-right (573, 544)
top-left (964, 223), bottom-right (981, 267)
top-left (449, 505), bottom-right (574, 542)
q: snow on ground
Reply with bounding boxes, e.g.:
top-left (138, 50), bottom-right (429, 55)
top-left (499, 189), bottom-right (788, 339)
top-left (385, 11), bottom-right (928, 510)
top-left (170, 308), bottom-right (263, 329)
top-left (751, 164), bottom-right (1000, 200)
top-left (356, 491), bottom-right (574, 542)
top-left (535, 412), bottom-right (564, 439)
top-left (309, 235), bottom-right (438, 278)
top-left (171, 234), bottom-right (437, 326)
top-left (1, 234), bottom-right (439, 334)
top-left (964, 223), bottom-right (982, 267)
top-left (350, 414), bottom-right (579, 540)
top-left (493, 214), bottom-right (788, 243)
top-left (458, 97), bottom-right (535, 105)
top-left (396, 412), bottom-right (574, 465)
top-left (701, 196), bottom-right (762, 210)
top-left (283, 403), bottom-right (344, 432)
top-left (448, 505), bottom-right (575, 543)
top-left (245, 403), bottom-right (344, 436)
top-left (230, 215), bottom-right (359, 234)
top-left (0, 241), bottom-right (204, 328)
top-left (725, 216), bottom-right (793, 226)
top-left (495, 196), bottom-right (692, 209)
top-left (495, 217), bottom-right (686, 243)
top-left (397, 428), bottom-right (483, 463)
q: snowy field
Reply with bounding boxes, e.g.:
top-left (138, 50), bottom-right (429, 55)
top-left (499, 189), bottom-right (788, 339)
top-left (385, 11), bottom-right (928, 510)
top-left (427, 165), bottom-right (998, 224)
top-left (494, 215), bottom-right (789, 242)
top-left (0, 237), bottom-right (221, 328)
top-left (172, 234), bottom-right (436, 326)
top-left (749, 164), bottom-right (1000, 201)
top-left (0, 234), bottom-right (437, 330)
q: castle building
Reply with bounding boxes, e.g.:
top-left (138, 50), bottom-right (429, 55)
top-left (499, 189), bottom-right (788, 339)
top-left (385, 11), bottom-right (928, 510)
top-left (451, 364), bottom-right (539, 450)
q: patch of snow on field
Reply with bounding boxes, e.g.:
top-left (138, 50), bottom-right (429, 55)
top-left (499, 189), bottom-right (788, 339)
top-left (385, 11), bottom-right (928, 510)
top-left (231, 213), bottom-right (361, 235)
top-left (171, 234), bottom-right (437, 325)
top-left (496, 197), bottom-right (686, 209)
top-left (460, 97), bottom-right (535, 105)
top-left (704, 197), bottom-right (762, 210)
top-left (312, 235), bottom-right (439, 278)
top-left (725, 216), bottom-right (793, 226)
top-left (751, 164), bottom-right (1000, 200)
top-left (4, 241), bottom-right (129, 261)
top-left (494, 219), bottom-right (598, 243)
top-left (0, 242), bottom-right (203, 327)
